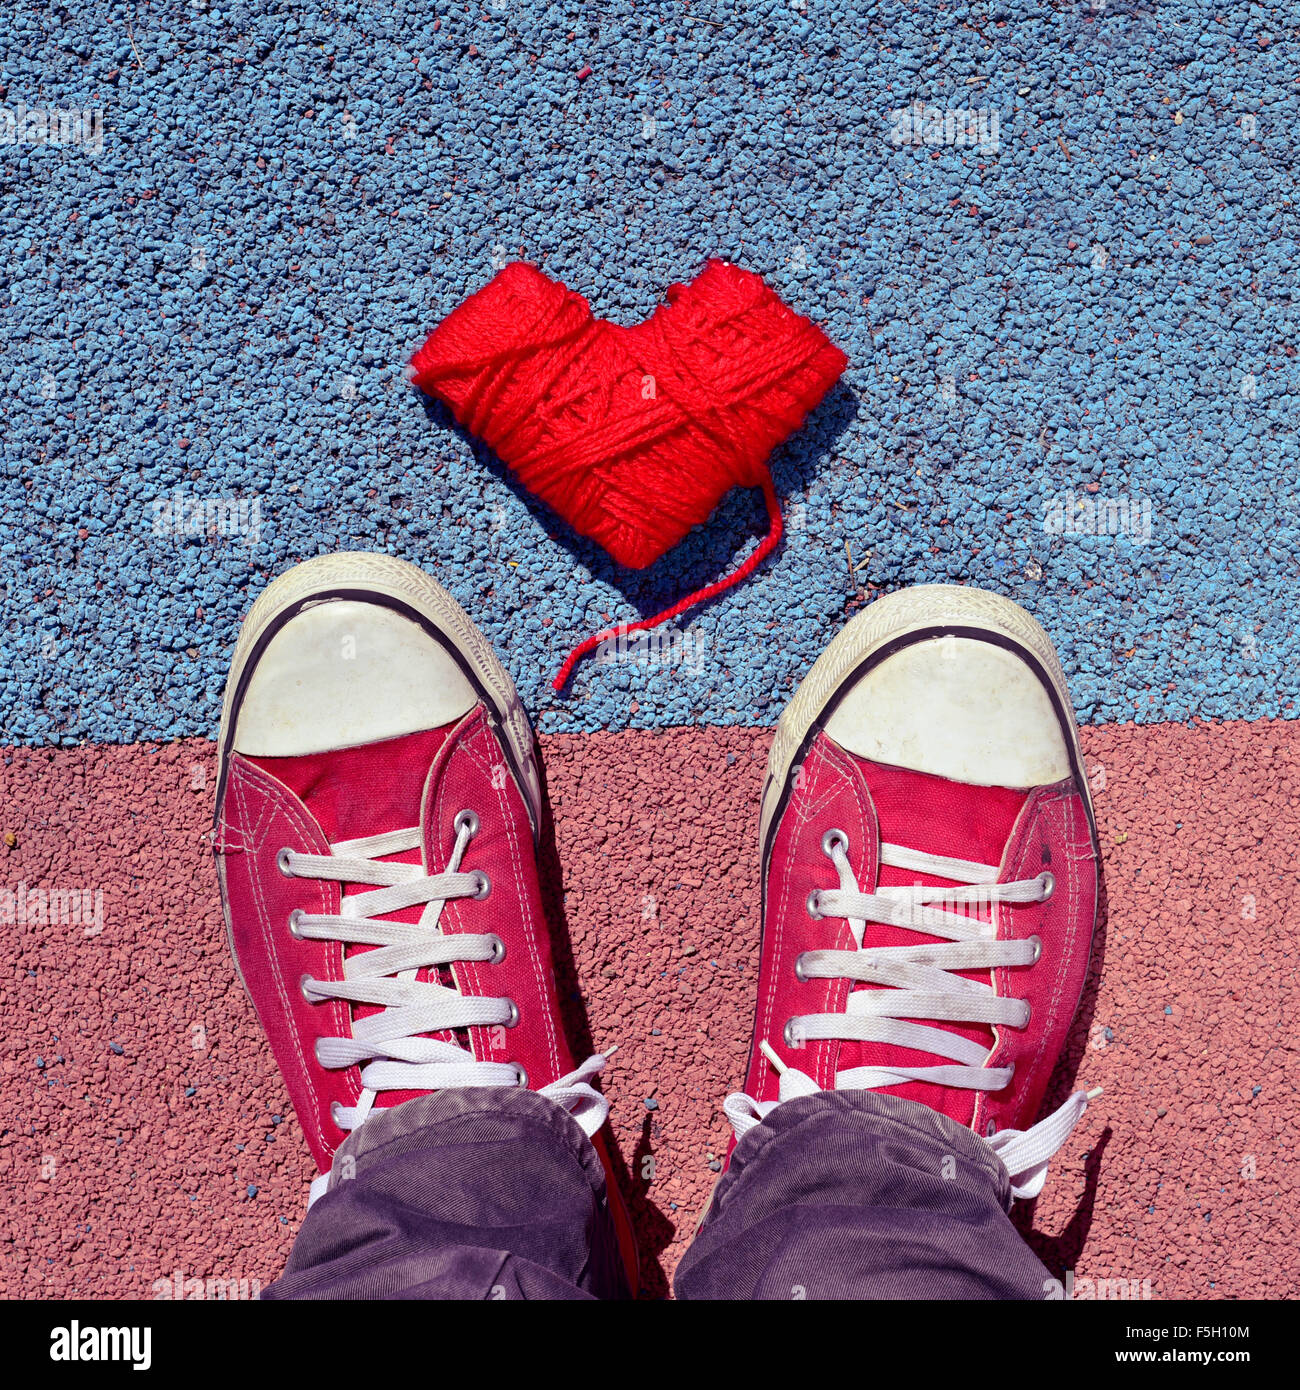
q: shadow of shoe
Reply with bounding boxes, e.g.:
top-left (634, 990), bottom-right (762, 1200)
top-left (1012, 858), bottom-right (1111, 1271)
top-left (627, 1111), bottom-right (677, 1300)
top-left (531, 735), bottom-right (675, 1298)
top-left (1016, 1126), bottom-right (1114, 1282)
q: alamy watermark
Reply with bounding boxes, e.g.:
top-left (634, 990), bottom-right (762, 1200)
top-left (1, 882), bottom-right (103, 936)
top-left (1044, 1269), bottom-right (1154, 1300)
top-left (889, 101), bottom-right (999, 153)
top-left (49, 1322), bottom-right (150, 1370)
top-left (151, 1267), bottom-right (262, 1300)
top-left (594, 623), bottom-right (709, 672)
top-left (1042, 490), bottom-right (1153, 545)
top-left (1, 103), bottom-right (104, 153)
top-left (149, 493), bottom-right (263, 545)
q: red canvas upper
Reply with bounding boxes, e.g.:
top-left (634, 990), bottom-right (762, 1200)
top-left (216, 704), bottom-right (575, 1171)
top-left (748, 730), bottom-right (1096, 1139)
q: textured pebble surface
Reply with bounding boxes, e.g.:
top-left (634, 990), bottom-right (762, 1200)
top-left (1, 2), bottom-right (1298, 739)
top-left (2, 723), bottom-right (1296, 1298)
top-left (2, 0), bottom-right (1299, 1301)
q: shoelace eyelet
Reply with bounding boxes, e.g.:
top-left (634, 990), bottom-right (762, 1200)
top-left (288, 908), bottom-right (306, 940)
top-left (512, 1063), bottom-right (529, 1088)
top-left (793, 952), bottom-right (809, 983)
top-left (805, 889), bottom-right (823, 919)
top-left (329, 1100), bottom-right (345, 1130)
top-left (783, 1019), bottom-right (805, 1049)
top-left (821, 827), bottom-right (848, 858)
top-left (470, 870), bottom-right (492, 900)
top-left (503, 999), bottom-right (520, 1028)
top-left (983, 1070), bottom-right (1015, 1134)
top-left (1028, 934), bottom-right (1042, 963)
top-left (277, 847), bottom-right (296, 877)
top-left (1038, 870), bottom-right (1055, 901)
top-left (486, 933), bottom-right (507, 964)
top-left (1019, 1000), bottom-right (1033, 1026)
top-left (454, 809), bottom-right (480, 838)
top-left (299, 972), bottom-right (318, 1004)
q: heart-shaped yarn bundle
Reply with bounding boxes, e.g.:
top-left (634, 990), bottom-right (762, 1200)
top-left (409, 260), bottom-right (847, 688)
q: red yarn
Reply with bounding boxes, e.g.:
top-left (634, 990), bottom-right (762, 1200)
top-left (408, 260), bottom-right (847, 689)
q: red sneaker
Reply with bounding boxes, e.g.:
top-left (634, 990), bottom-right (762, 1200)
top-left (728, 584), bottom-right (1101, 1198)
top-left (214, 552), bottom-right (634, 1273)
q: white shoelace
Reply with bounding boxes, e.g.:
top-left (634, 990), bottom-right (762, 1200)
top-left (282, 812), bottom-right (612, 1182)
top-left (725, 831), bottom-right (1099, 1198)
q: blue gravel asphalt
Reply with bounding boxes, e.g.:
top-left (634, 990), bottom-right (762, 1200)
top-left (1, 1), bottom-right (1297, 744)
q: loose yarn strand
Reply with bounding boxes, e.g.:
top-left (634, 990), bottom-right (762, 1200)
top-left (551, 473), bottom-right (784, 692)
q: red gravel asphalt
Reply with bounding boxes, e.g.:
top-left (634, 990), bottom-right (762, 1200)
top-left (1, 721), bottom-right (1296, 1299)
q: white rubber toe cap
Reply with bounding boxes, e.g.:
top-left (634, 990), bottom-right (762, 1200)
top-left (823, 635), bottom-right (1071, 789)
top-left (233, 599), bottom-right (478, 757)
